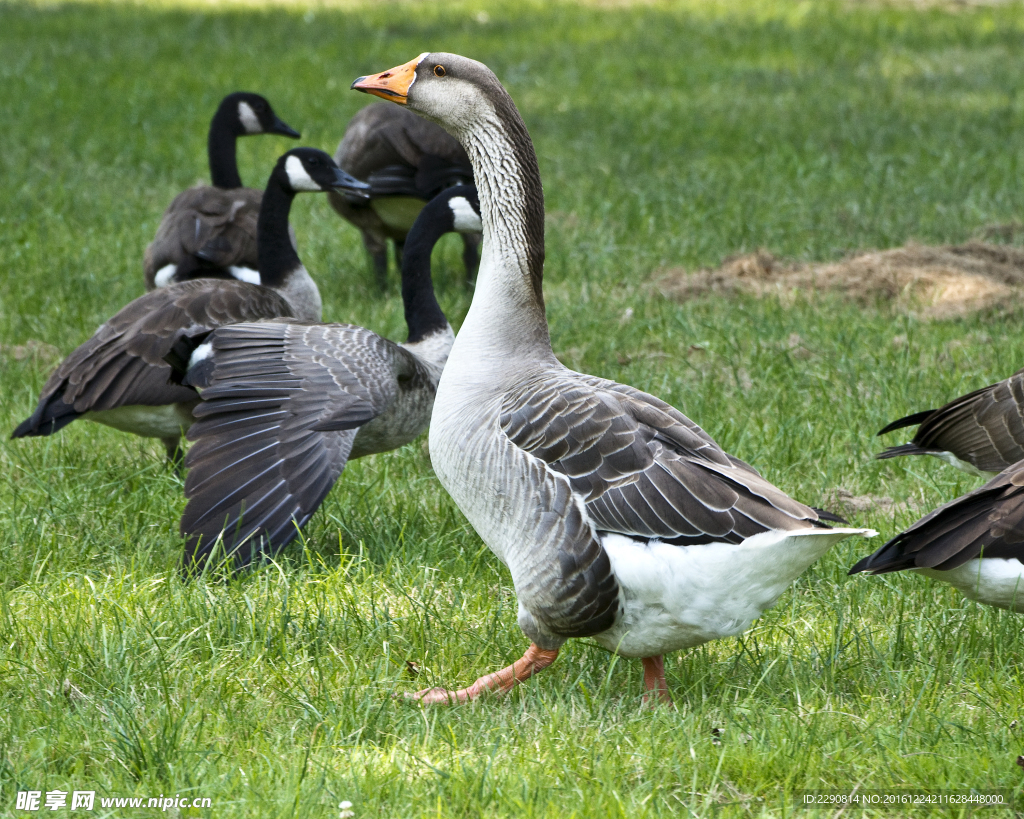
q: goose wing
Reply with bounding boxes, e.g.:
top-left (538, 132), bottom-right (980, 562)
top-left (336, 104), bottom-right (470, 180)
top-left (180, 320), bottom-right (406, 570)
top-left (144, 187), bottom-right (261, 286)
top-left (851, 460), bottom-right (1024, 574)
top-left (877, 369), bottom-right (1024, 474)
top-left (12, 280), bottom-right (291, 438)
top-left (500, 372), bottom-right (824, 546)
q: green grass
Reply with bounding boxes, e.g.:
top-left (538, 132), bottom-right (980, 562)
top-left (2, 0), bottom-right (1024, 815)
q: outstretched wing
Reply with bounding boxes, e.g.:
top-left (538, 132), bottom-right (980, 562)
top-left (500, 372), bottom-right (825, 547)
top-left (12, 280), bottom-right (291, 438)
top-left (851, 460), bottom-right (1024, 574)
top-left (877, 370), bottom-right (1024, 475)
top-left (180, 321), bottom-right (405, 570)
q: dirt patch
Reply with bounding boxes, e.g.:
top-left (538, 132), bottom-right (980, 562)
top-left (657, 241), bottom-right (1024, 319)
top-left (0, 339), bottom-right (62, 366)
top-left (821, 487), bottom-right (924, 520)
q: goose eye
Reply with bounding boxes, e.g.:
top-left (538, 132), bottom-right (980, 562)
top-left (433, 65), bottom-right (446, 77)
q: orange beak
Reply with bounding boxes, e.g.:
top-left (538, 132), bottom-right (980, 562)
top-left (351, 54), bottom-right (425, 104)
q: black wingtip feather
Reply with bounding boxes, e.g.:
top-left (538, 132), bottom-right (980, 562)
top-left (11, 398), bottom-right (81, 439)
top-left (811, 507), bottom-right (848, 525)
top-left (876, 443), bottom-right (932, 461)
top-left (848, 554), bottom-right (874, 575)
top-left (877, 409), bottom-right (935, 437)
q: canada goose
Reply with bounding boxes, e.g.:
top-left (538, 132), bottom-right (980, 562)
top-left (328, 103), bottom-right (481, 288)
top-left (168, 185), bottom-right (480, 571)
top-left (12, 148), bottom-right (368, 464)
top-left (143, 92), bottom-right (301, 290)
top-left (850, 460), bottom-right (1024, 611)
top-left (353, 54), bottom-right (876, 705)
top-left (876, 370), bottom-right (1024, 478)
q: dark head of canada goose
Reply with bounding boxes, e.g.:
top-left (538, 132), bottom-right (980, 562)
top-left (208, 92), bottom-right (301, 188)
top-left (355, 54), bottom-right (875, 707)
top-left (12, 148), bottom-right (367, 466)
top-left (166, 185), bottom-right (479, 573)
top-left (327, 102), bottom-right (480, 289)
top-left (875, 369), bottom-right (1024, 479)
top-left (850, 458), bottom-right (1024, 611)
top-left (143, 92), bottom-right (302, 291)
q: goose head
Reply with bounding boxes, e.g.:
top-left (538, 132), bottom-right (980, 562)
top-left (276, 147), bottom-right (370, 198)
top-left (218, 91), bottom-right (301, 139)
top-left (351, 53), bottom-right (509, 140)
top-left (353, 53), bottom-right (547, 319)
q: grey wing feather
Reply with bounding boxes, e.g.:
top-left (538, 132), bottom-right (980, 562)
top-left (181, 321), bottom-right (399, 570)
top-left (12, 280), bottom-right (293, 438)
top-left (851, 460), bottom-right (1024, 574)
top-left (144, 186), bottom-right (262, 288)
top-left (881, 370), bottom-right (1024, 474)
top-left (334, 104), bottom-right (469, 180)
top-left (496, 371), bottom-right (824, 641)
top-left (500, 372), bottom-right (824, 546)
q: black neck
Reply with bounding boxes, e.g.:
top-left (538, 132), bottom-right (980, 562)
top-left (256, 169), bottom-right (301, 286)
top-left (207, 106), bottom-right (243, 189)
top-left (402, 193), bottom-right (456, 343)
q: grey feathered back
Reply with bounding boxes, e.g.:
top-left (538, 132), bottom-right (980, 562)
top-left (12, 280), bottom-right (295, 440)
top-left (851, 458), bottom-right (1024, 574)
top-left (144, 187), bottom-right (262, 288)
top-left (878, 368), bottom-right (1024, 474)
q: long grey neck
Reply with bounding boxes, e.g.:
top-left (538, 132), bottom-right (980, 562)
top-left (453, 107), bottom-right (552, 363)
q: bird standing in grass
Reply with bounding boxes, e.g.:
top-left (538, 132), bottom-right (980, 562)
top-left (328, 103), bottom-right (480, 288)
top-left (144, 92), bottom-right (301, 290)
top-left (353, 53), bottom-right (876, 706)
top-left (12, 148), bottom-right (368, 465)
top-left (168, 185), bottom-right (481, 572)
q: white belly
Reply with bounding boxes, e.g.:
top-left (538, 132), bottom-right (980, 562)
top-left (919, 559), bottom-right (1024, 612)
top-left (595, 527), bottom-right (876, 658)
top-left (84, 403), bottom-right (195, 439)
top-left (928, 450), bottom-right (997, 479)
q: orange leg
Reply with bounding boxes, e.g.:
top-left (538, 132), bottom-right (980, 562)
top-left (411, 643), bottom-right (560, 705)
top-left (641, 655), bottom-right (674, 707)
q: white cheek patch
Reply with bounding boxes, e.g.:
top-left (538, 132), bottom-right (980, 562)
top-left (238, 101), bottom-right (262, 134)
top-left (188, 341), bottom-right (215, 369)
top-left (153, 264), bottom-right (177, 287)
top-left (448, 196), bottom-right (482, 233)
top-left (229, 266), bottom-right (261, 285)
top-left (284, 155), bottom-right (321, 191)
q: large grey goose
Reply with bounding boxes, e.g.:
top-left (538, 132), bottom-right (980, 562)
top-left (877, 371), bottom-right (1024, 478)
top-left (353, 54), bottom-right (876, 706)
top-left (328, 102), bottom-right (481, 288)
top-left (143, 92), bottom-right (300, 290)
top-left (167, 185), bottom-right (480, 572)
top-left (850, 459), bottom-right (1024, 611)
top-left (12, 148), bottom-right (368, 465)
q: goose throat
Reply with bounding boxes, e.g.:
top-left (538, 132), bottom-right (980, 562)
top-left (459, 109), bottom-right (545, 314)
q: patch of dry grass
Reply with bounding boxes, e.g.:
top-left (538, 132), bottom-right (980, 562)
top-left (657, 240), bottom-right (1024, 319)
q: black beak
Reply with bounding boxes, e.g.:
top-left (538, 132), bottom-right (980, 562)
top-left (270, 116), bottom-right (301, 139)
top-left (331, 167), bottom-right (370, 200)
